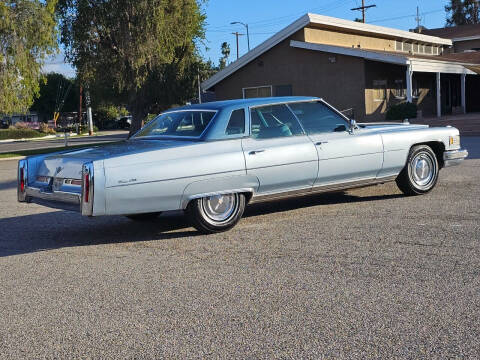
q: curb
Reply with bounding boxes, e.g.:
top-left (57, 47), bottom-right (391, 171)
top-left (0, 156), bottom-right (25, 162)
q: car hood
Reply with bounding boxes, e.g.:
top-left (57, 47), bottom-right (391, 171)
top-left (35, 140), bottom-right (193, 179)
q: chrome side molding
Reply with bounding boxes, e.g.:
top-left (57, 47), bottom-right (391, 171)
top-left (250, 175), bottom-right (397, 204)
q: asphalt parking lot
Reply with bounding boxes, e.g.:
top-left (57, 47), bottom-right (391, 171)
top-left (0, 138), bottom-right (479, 359)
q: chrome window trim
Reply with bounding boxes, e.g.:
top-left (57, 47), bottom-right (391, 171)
top-left (224, 108), bottom-right (248, 138)
top-left (247, 99), bottom-right (350, 138)
top-left (130, 110), bottom-right (219, 140)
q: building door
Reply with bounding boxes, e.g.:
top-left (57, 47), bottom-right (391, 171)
top-left (466, 74), bottom-right (480, 113)
top-left (441, 74), bottom-right (461, 115)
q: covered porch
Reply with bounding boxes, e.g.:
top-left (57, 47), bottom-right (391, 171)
top-left (412, 112), bottom-right (480, 136)
top-left (406, 59), bottom-right (479, 117)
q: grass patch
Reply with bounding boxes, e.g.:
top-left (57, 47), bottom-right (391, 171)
top-left (0, 142), bottom-right (118, 159)
top-left (0, 128), bottom-right (46, 140)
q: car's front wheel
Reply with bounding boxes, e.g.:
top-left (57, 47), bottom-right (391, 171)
top-left (186, 193), bottom-right (246, 234)
top-left (396, 144), bottom-right (439, 195)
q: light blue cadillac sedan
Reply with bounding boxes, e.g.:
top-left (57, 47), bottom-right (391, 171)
top-left (18, 97), bottom-right (468, 233)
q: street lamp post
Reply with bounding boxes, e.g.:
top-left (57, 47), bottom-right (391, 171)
top-left (231, 21), bottom-right (250, 52)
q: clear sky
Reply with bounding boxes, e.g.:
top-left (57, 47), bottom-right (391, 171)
top-left (45, 0), bottom-right (450, 77)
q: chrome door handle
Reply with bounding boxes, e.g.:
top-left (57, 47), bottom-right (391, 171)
top-left (315, 141), bottom-right (328, 146)
top-left (249, 150), bottom-right (266, 155)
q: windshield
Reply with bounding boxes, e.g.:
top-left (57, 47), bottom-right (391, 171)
top-left (133, 111), bottom-right (217, 139)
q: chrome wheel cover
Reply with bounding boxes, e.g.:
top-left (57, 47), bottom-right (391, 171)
top-left (410, 152), bottom-right (436, 188)
top-left (201, 193), bottom-right (239, 224)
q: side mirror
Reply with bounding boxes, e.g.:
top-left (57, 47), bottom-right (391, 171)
top-left (349, 119), bottom-right (357, 134)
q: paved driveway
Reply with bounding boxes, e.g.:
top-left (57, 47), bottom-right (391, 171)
top-left (0, 139), bottom-right (479, 358)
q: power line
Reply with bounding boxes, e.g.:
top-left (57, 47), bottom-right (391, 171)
top-left (351, 0), bottom-right (376, 23)
top-left (368, 8), bottom-right (443, 24)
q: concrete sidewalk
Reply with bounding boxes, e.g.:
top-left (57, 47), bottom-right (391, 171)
top-left (413, 113), bottom-right (480, 136)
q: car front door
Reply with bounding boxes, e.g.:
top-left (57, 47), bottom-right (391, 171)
top-left (289, 101), bottom-right (384, 186)
top-left (241, 103), bottom-right (318, 194)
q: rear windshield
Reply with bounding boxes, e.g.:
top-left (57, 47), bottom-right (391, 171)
top-left (133, 111), bottom-right (216, 138)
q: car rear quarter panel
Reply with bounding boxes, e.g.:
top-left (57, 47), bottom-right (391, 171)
top-left (102, 139), bottom-right (253, 215)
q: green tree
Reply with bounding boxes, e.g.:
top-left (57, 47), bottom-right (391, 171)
top-left (57, 0), bottom-right (207, 135)
top-left (0, 0), bottom-right (58, 114)
top-left (219, 42), bottom-right (230, 70)
top-left (30, 72), bottom-right (78, 121)
top-left (446, 0), bottom-right (480, 26)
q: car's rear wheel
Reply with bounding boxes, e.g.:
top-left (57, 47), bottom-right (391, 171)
top-left (396, 145), bottom-right (439, 195)
top-left (186, 193), bottom-right (246, 234)
top-left (126, 212), bottom-right (162, 221)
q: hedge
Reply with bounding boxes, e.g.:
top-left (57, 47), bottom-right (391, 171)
top-left (0, 128), bottom-right (45, 140)
top-left (385, 102), bottom-right (418, 121)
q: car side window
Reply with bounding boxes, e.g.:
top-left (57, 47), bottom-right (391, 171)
top-left (289, 101), bottom-right (348, 134)
top-left (250, 104), bottom-right (304, 139)
top-left (226, 109), bottom-right (246, 135)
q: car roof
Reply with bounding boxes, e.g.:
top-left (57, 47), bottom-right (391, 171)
top-left (169, 96), bottom-right (320, 112)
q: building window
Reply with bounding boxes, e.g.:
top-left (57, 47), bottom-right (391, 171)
top-left (393, 79), bottom-right (406, 99)
top-left (274, 85), bottom-right (292, 97)
top-left (242, 86), bottom-right (272, 99)
top-left (395, 41), bottom-right (402, 51)
top-left (425, 45), bottom-right (433, 54)
top-left (413, 43), bottom-right (419, 53)
top-left (403, 42), bottom-right (413, 52)
top-left (373, 80), bottom-right (387, 101)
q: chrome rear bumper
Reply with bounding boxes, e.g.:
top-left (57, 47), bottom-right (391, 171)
top-left (443, 149), bottom-right (468, 167)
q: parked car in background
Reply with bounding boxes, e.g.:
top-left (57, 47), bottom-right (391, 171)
top-left (0, 118), bottom-right (10, 129)
top-left (117, 116), bottom-right (132, 129)
top-left (18, 97), bottom-right (468, 233)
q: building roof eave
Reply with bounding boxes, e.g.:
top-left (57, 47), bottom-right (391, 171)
top-left (201, 14), bottom-right (311, 91)
top-left (290, 40), bottom-right (409, 65)
top-left (202, 13), bottom-right (454, 91)
top-left (291, 40), bottom-right (478, 75)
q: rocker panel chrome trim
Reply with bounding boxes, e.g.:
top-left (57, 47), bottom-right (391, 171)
top-left (250, 175), bottom-right (397, 204)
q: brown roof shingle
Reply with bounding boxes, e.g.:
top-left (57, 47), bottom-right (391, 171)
top-left (422, 24), bottom-right (480, 39)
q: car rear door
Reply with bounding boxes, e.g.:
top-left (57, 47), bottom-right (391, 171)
top-left (241, 103), bottom-right (318, 194)
top-left (289, 101), bottom-right (383, 186)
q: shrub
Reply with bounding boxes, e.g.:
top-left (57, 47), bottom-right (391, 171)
top-left (14, 121), bottom-right (30, 129)
top-left (386, 102), bottom-right (418, 121)
top-left (39, 122), bottom-right (56, 134)
top-left (0, 128), bottom-right (44, 140)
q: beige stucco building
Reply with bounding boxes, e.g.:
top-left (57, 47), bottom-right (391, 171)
top-left (202, 14), bottom-right (480, 122)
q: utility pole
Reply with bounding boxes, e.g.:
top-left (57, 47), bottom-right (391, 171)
top-left (78, 85), bottom-right (83, 131)
top-left (231, 22), bottom-right (250, 51)
top-left (351, 0), bottom-right (376, 23)
top-left (415, 6), bottom-right (422, 31)
top-left (197, 69), bottom-right (202, 104)
top-left (232, 32), bottom-right (245, 60)
top-left (84, 87), bottom-right (93, 135)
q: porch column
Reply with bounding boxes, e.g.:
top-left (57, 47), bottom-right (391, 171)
top-left (406, 64), bottom-right (413, 103)
top-left (461, 73), bottom-right (466, 114)
top-left (436, 72), bottom-right (441, 117)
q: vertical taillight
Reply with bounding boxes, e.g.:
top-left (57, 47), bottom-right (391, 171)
top-left (81, 162), bottom-right (94, 216)
top-left (20, 167), bottom-right (25, 192)
top-left (84, 172), bottom-right (90, 203)
top-left (18, 159), bottom-right (28, 202)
